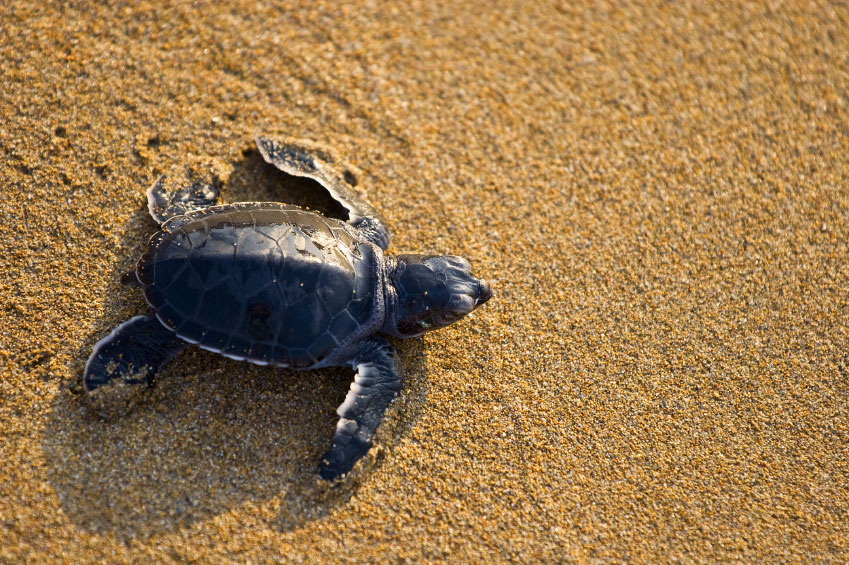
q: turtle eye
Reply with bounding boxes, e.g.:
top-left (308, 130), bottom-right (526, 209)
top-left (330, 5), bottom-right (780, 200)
top-left (395, 308), bottom-right (438, 336)
top-left (438, 312), bottom-right (461, 324)
top-left (397, 317), bottom-right (430, 336)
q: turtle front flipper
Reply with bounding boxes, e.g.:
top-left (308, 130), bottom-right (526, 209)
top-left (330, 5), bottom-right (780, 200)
top-left (147, 175), bottom-right (220, 225)
top-left (83, 315), bottom-right (187, 417)
top-left (319, 337), bottom-right (404, 480)
top-left (256, 135), bottom-right (391, 250)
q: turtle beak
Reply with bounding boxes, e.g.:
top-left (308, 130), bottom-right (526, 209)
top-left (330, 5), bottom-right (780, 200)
top-left (475, 279), bottom-right (492, 307)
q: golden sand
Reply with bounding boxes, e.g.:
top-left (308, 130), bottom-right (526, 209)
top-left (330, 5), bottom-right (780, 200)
top-left (1, 1), bottom-right (847, 561)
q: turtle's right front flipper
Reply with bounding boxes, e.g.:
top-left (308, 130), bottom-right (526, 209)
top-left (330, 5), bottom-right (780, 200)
top-left (84, 315), bottom-right (186, 417)
top-left (319, 338), bottom-right (404, 480)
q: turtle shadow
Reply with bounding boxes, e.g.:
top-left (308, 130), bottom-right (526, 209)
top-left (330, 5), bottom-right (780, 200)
top-left (44, 346), bottom-right (427, 540)
top-left (42, 149), bottom-right (430, 540)
top-left (226, 144), bottom-right (352, 220)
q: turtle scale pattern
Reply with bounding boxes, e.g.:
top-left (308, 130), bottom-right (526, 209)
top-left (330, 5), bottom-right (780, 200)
top-left (83, 136), bottom-right (491, 480)
top-left (138, 203), bottom-right (381, 369)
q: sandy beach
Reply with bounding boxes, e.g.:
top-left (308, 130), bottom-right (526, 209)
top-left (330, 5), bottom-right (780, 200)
top-left (2, 1), bottom-right (847, 561)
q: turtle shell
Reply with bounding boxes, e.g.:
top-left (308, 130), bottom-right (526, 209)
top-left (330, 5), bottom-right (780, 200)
top-left (136, 203), bottom-right (382, 368)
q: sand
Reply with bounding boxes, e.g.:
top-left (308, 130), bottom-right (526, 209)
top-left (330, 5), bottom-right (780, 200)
top-left (1, 1), bottom-right (848, 562)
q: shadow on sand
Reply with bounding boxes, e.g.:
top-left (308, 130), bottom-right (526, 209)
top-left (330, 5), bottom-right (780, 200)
top-left (42, 146), bottom-right (429, 540)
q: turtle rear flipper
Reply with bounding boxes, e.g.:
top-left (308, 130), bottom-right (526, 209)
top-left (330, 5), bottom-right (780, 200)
top-left (147, 175), bottom-right (220, 225)
top-left (84, 315), bottom-right (186, 416)
top-left (319, 337), bottom-right (403, 480)
top-left (256, 135), bottom-right (391, 250)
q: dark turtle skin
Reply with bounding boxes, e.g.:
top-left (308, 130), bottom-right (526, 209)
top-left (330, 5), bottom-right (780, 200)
top-left (83, 136), bottom-right (492, 480)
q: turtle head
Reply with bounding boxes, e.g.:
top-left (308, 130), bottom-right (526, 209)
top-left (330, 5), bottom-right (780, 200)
top-left (385, 254), bottom-right (492, 338)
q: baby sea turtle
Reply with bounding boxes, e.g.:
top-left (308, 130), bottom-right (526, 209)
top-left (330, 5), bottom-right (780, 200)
top-left (83, 136), bottom-right (492, 480)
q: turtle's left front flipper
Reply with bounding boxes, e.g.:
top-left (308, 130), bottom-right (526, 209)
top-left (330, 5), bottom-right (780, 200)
top-left (83, 315), bottom-right (186, 408)
top-left (255, 135), bottom-right (391, 250)
top-left (319, 338), bottom-right (404, 480)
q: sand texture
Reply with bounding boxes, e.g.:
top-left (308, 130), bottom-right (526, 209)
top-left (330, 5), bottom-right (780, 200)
top-left (2, 1), bottom-right (848, 562)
